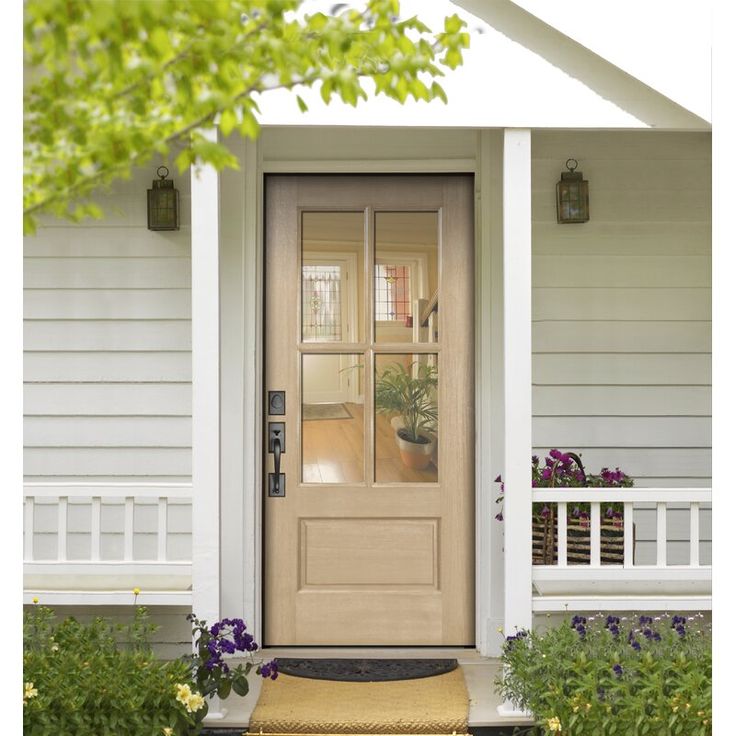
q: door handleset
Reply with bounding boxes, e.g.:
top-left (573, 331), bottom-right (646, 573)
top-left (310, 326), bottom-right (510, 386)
top-left (268, 421), bottom-right (285, 497)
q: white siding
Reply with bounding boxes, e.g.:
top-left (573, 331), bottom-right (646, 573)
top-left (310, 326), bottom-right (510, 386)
top-left (24, 166), bottom-right (192, 483)
top-left (531, 131), bottom-right (711, 562)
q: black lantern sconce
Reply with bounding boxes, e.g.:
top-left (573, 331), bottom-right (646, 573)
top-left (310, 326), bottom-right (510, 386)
top-left (147, 166), bottom-right (180, 231)
top-left (556, 158), bottom-right (589, 224)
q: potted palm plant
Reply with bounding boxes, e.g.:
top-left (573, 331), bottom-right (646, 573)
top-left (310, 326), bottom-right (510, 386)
top-left (375, 361), bottom-right (438, 470)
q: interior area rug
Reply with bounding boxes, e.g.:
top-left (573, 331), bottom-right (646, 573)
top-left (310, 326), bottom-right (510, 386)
top-left (247, 660), bottom-right (469, 734)
top-left (302, 403), bottom-right (352, 420)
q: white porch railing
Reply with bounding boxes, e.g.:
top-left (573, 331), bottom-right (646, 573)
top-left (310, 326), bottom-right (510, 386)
top-left (530, 487), bottom-right (712, 612)
top-left (23, 483), bottom-right (192, 606)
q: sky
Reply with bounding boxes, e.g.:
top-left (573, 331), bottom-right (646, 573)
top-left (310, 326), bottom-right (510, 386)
top-left (510, 0), bottom-right (711, 121)
top-left (268, 0), bottom-right (712, 127)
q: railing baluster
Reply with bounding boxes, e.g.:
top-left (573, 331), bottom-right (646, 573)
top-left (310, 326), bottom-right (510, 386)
top-left (656, 502), bottom-right (667, 567)
top-left (91, 497), bottom-right (101, 562)
top-left (557, 502), bottom-right (567, 567)
top-left (590, 501), bottom-right (601, 567)
top-left (124, 497), bottom-right (134, 561)
top-left (57, 497), bottom-right (68, 562)
top-left (689, 502), bottom-right (700, 567)
top-left (157, 497), bottom-right (168, 562)
top-left (24, 497), bottom-right (34, 561)
top-left (623, 502), bottom-right (634, 567)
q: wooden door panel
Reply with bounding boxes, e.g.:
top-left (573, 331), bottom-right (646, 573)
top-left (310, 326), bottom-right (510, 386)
top-left (264, 175), bottom-right (474, 645)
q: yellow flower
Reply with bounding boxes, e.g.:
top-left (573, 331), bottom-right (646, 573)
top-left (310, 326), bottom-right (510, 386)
top-left (162, 728), bottom-right (174, 736)
top-left (175, 683), bottom-right (192, 707)
top-left (24, 682), bottom-right (38, 701)
top-left (546, 716), bottom-right (562, 732)
top-left (497, 626), bottom-right (503, 633)
top-left (32, 597), bottom-right (39, 604)
top-left (187, 692), bottom-right (205, 713)
top-left (133, 587), bottom-right (141, 596)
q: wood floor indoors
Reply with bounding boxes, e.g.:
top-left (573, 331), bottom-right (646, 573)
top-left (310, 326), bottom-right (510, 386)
top-left (301, 403), bottom-right (438, 484)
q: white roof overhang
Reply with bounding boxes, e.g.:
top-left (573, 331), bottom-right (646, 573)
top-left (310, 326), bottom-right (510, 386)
top-left (256, 0), bottom-right (710, 131)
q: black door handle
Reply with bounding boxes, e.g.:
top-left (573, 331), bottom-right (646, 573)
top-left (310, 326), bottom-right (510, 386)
top-left (273, 435), bottom-right (282, 482)
top-left (268, 423), bottom-right (285, 497)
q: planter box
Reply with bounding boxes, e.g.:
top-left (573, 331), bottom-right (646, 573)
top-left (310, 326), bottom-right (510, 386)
top-left (532, 509), bottom-right (626, 566)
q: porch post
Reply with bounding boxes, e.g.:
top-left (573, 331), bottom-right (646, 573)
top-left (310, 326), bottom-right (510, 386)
top-left (191, 128), bottom-right (225, 718)
top-left (497, 128), bottom-right (533, 717)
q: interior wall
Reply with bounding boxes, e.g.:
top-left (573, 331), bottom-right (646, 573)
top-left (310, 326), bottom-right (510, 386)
top-left (531, 130), bottom-right (712, 564)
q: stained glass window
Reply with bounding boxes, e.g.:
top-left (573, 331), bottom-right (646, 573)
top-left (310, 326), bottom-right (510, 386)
top-left (302, 265), bottom-right (342, 341)
top-left (375, 264), bottom-right (411, 321)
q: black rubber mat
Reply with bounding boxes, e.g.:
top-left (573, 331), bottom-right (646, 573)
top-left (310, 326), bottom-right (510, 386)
top-left (274, 657), bottom-right (458, 682)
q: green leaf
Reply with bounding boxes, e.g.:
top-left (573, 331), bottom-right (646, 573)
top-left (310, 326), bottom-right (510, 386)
top-left (296, 95), bottom-right (308, 113)
top-left (220, 108), bottom-right (237, 136)
top-left (232, 676), bottom-right (249, 697)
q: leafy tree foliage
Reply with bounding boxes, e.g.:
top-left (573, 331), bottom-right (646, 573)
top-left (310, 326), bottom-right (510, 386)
top-left (23, 0), bottom-right (469, 233)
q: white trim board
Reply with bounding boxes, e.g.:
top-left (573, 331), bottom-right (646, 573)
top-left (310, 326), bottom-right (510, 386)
top-left (222, 128), bottom-right (499, 654)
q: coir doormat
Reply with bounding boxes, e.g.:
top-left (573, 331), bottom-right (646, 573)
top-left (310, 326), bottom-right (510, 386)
top-left (247, 660), bottom-right (469, 734)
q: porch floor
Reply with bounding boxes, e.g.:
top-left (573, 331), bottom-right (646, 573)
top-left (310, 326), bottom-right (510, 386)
top-left (210, 649), bottom-right (533, 729)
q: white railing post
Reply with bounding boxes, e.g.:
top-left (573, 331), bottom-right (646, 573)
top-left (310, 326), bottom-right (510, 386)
top-left (57, 497), bottom-right (68, 561)
top-left (689, 502), bottom-right (700, 567)
top-left (191, 127), bottom-right (225, 720)
top-left (124, 497), bottom-right (134, 561)
top-left (656, 502), bottom-right (667, 567)
top-left (90, 497), bottom-right (101, 562)
top-left (157, 497), bottom-right (168, 562)
top-left (557, 502), bottom-right (567, 567)
top-left (623, 501), bottom-right (634, 567)
top-left (498, 128), bottom-right (532, 719)
top-left (24, 496), bottom-right (34, 561)
top-left (590, 501), bottom-right (601, 567)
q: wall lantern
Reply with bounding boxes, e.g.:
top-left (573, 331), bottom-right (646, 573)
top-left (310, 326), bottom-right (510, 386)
top-left (147, 166), bottom-right (180, 231)
top-left (556, 158), bottom-right (589, 224)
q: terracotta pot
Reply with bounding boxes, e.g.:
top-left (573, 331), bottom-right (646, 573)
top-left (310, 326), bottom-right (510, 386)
top-left (395, 428), bottom-right (437, 470)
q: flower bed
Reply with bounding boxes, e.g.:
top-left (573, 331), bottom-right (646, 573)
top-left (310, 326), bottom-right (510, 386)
top-left (497, 613), bottom-right (712, 735)
top-left (23, 601), bottom-right (277, 736)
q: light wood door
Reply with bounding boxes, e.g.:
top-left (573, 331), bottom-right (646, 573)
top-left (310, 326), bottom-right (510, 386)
top-left (264, 175), bottom-right (474, 645)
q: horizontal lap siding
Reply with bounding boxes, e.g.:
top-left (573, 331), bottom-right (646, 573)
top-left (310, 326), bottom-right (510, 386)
top-left (24, 166), bottom-right (192, 482)
top-left (531, 131), bottom-right (712, 558)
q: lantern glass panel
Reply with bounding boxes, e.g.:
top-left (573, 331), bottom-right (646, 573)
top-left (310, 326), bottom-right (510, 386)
top-left (556, 179), bottom-right (589, 223)
top-left (147, 186), bottom-right (180, 231)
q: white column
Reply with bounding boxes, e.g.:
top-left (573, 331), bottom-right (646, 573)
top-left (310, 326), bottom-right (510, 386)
top-left (477, 129), bottom-right (506, 657)
top-left (191, 128), bottom-right (225, 719)
top-left (497, 128), bottom-right (532, 719)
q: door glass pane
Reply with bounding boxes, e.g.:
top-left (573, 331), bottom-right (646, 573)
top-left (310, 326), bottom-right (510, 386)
top-left (302, 212), bottom-right (364, 343)
top-left (374, 353), bottom-right (438, 483)
top-left (302, 354), bottom-right (364, 483)
top-left (374, 212), bottom-right (438, 344)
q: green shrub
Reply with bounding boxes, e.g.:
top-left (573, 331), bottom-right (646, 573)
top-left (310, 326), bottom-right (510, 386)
top-left (23, 605), bottom-right (206, 736)
top-left (496, 613), bottom-right (711, 736)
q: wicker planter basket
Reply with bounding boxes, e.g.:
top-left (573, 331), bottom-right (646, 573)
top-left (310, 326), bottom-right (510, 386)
top-left (531, 451), bottom-right (628, 566)
top-left (532, 506), bottom-right (626, 566)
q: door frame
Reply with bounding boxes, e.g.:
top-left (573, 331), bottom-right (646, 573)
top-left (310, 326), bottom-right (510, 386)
top-left (219, 128), bottom-right (505, 657)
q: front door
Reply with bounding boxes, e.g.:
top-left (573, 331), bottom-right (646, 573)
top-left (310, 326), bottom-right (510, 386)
top-left (264, 175), bottom-right (474, 645)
